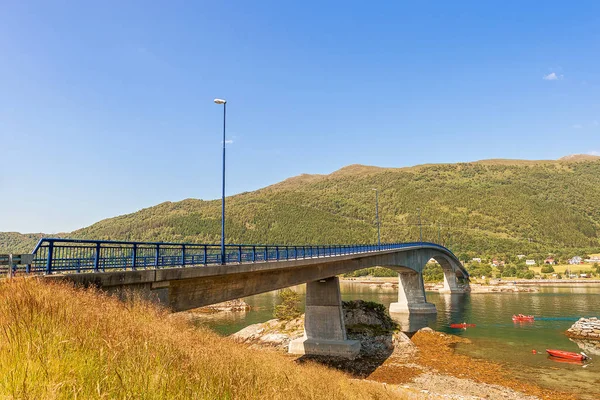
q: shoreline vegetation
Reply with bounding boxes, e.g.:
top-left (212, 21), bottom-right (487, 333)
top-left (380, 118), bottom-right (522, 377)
top-left (0, 278), bottom-right (401, 399)
top-left (0, 278), bottom-right (577, 400)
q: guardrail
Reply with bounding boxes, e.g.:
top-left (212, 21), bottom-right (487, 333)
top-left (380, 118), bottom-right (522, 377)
top-left (10, 238), bottom-right (453, 275)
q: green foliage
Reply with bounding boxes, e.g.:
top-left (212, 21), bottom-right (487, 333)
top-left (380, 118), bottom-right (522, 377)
top-left (423, 263), bottom-right (444, 282)
top-left (0, 233), bottom-right (43, 254)
top-left (541, 265), bottom-right (555, 273)
top-left (3, 158), bottom-right (600, 257)
top-left (524, 270), bottom-right (535, 279)
top-left (594, 263), bottom-right (599, 273)
top-left (273, 289), bottom-right (302, 321)
top-left (466, 262), bottom-right (492, 278)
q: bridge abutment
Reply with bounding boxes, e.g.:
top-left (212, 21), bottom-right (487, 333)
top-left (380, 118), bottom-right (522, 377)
top-left (288, 276), bottom-right (361, 359)
top-left (389, 272), bottom-right (436, 314)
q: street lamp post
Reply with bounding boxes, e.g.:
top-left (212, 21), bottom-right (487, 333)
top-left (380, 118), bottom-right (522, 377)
top-left (214, 98), bottom-right (227, 264)
top-left (417, 207), bottom-right (423, 242)
top-left (372, 188), bottom-right (381, 248)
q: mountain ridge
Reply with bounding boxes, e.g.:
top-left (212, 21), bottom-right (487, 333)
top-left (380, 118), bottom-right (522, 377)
top-left (3, 155), bottom-right (600, 257)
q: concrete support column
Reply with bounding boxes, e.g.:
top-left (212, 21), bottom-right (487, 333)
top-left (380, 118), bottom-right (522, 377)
top-left (389, 272), bottom-right (436, 314)
top-left (289, 277), bottom-right (361, 359)
top-left (440, 269), bottom-right (470, 294)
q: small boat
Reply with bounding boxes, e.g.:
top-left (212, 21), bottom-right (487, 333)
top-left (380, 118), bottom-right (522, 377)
top-left (546, 349), bottom-right (590, 361)
top-left (450, 323), bottom-right (476, 329)
top-left (512, 314), bottom-right (535, 322)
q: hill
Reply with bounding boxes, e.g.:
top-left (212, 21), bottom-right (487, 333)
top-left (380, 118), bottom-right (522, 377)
top-left (3, 155), bottom-right (600, 259)
top-left (0, 232), bottom-right (44, 254)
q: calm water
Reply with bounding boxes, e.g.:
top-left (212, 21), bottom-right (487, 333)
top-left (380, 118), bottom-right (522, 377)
top-left (194, 283), bottom-right (600, 399)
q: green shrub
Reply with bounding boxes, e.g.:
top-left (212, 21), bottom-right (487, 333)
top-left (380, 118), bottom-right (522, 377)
top-left (524, 270), bottom-right (535, 279)
top-left (541, 265), bottom-right (555, 273)
top-left (274, 288), bottom-right (302, 320)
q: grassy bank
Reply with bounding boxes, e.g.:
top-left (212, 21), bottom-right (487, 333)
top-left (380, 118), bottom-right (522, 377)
top-left (0, 278), bottom-right (402, 400)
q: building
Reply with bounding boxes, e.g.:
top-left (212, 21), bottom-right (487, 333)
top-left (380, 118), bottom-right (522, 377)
top-left (525, 259), bottom-right (536, 266)
top-left (569, 256), bottom-right (582, 265)
top-left (544, 257), bottom-right (556, 265)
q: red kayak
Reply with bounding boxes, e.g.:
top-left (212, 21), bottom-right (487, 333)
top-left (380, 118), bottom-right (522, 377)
top-left (546, 349), bottom-right (589, 361)
top-left (450, 323), bottom-right (476, 329)
top-left (512, 314), bottom-right (534, 322)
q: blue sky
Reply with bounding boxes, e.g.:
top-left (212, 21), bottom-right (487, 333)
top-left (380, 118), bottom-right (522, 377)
top-left (1, 1), bottom-right (599, 233)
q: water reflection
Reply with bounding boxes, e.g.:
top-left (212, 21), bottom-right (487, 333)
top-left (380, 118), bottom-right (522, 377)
top-left (439, 293), bottom-right (471, 326)
top-left (389, 312), bottom-right (437, 334)
top-left (570, 338), bottom-right (600, 356)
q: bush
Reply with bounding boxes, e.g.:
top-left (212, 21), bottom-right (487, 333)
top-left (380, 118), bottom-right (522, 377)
top-left (524, 270), bottom-right (535, 279)
top-left (273, 288), bottom-right (302, 320)
top-left (541, 265), bottom-right (555, 274)
top-left (423, 263), bottom-right (444, 283)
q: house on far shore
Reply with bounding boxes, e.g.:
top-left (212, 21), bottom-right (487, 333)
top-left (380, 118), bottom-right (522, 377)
top-left (517, 254), bottom-right (526, 259)
top-left (472, 258), bottom-right (482, 263)
top-left (544, 257), bottom-right (556, 265)
top-left (584, 256), bottom-right (600, 263)
top-left (569, 256), bottom-right (582, 265)
top-left (525, 259), bottom-right (536, 266)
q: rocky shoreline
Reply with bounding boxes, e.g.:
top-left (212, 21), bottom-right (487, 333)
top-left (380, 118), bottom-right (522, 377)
top-left (231, 300), bottom-right (573, 400)
top-left (566, 317), bottom-right (600, 340)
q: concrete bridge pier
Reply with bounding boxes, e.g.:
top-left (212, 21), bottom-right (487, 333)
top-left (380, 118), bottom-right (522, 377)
top-left (439, 269), bottom-right (470, 294)
top-left (288, 276), bottom-right (361, 359)
top-left (389, 271), bottom-right (436, 314)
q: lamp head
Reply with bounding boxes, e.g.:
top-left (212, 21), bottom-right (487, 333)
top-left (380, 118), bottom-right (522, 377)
top-left (214, 98), bottom-right (227, 104)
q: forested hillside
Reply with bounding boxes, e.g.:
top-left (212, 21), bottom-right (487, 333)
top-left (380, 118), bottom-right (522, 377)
top-left (0, 233), bottom-right (44, 254)
top-left (3, 156), bottom-right (600, 260)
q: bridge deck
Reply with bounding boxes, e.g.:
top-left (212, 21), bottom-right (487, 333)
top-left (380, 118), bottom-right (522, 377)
top-left (3, 238), bottom-right (454, 276)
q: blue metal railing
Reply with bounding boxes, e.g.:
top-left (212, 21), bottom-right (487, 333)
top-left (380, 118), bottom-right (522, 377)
top-left (6, 238), bottom-right (454, 275)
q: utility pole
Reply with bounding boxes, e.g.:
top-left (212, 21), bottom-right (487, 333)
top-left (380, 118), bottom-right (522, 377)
top-left (417, 208), bottom-right (423, 242)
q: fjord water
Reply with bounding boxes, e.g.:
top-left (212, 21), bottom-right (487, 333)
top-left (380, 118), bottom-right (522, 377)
top-left (197, 283), bottom-right (600, 399)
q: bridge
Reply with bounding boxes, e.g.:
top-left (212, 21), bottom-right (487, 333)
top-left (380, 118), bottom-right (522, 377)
top-left (7, 238), bottom-right (470, 358)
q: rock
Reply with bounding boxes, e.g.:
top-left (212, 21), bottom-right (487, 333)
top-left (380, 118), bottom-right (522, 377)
top-left (232, 300), bottom-right (416, 358)
top-left (566, 317), bottom-right (600, 340)
top-left (418, 327), bottom-right (435, 333)
top-left (343, 300), bottom-right (397, 332)
top-left (196, 299), bottom-right (251, 313)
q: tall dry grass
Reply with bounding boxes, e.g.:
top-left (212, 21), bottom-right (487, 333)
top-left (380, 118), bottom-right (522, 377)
top-left (0, 278), bottom-right (403, 399)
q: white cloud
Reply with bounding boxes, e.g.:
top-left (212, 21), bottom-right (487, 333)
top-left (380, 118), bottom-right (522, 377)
top-left (543, 72), bottom-right (563, 81)
top-left (588, 151), bottom-right (600, 156)
top-left (224, 139), bottom-right (234, 144)
top-left (572, 124), bottom-right (583, 129)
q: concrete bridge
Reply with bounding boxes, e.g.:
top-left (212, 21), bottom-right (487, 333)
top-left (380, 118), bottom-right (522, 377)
top-left (16, 238), bottom-right (470, 358)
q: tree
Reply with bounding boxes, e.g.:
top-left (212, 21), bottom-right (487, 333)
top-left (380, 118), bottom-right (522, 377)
top-left (273, 288), bottom-right (302, 320)
top-left (541, 265), bottom-right (555, 274)
top-left (524, 270), bottom-right (535, 279)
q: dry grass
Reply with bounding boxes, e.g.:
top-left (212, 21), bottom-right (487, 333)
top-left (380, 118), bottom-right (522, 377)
top-left (0, 278), bottom-right (403, 400)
